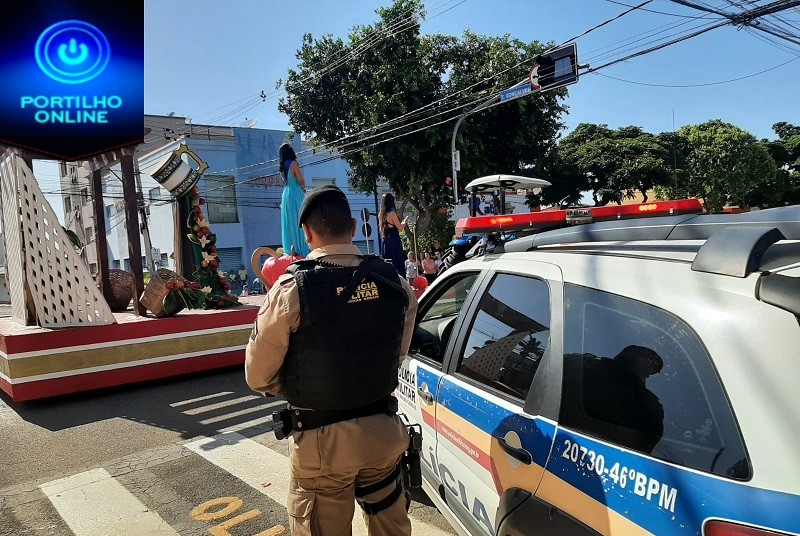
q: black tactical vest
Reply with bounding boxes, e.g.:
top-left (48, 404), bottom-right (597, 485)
top-left (281, 255), bottom-right (409, 411)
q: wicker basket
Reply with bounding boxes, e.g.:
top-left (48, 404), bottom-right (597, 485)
top-left (140, 268), bottom-right (185, 318)
top-left (102, 269), bottom-right (134, 311)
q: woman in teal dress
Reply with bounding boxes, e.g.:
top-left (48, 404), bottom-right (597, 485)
top-left (279, 143), bottom-right (310, 256)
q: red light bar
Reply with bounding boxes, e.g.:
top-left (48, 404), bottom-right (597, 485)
top-left (456, 199), bottom-right (703, 235)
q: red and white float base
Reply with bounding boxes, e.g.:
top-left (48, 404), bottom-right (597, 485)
top-left (0, 298), bottom-right (261, 402)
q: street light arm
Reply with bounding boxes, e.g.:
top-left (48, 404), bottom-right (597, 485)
top-left (451, 78), bottom-right (528, 214)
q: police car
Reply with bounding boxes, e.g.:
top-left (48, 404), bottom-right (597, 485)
top-left (395, 200), bottom-right (800, 536)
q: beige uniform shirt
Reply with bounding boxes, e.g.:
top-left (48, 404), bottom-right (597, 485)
top-left (245, 243), bottom-right (418, 396)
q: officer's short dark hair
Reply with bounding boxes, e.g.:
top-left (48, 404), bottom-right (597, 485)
top-left (299, 185), bottom-right (353, 237)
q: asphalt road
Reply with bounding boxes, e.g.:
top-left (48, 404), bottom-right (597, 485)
top-left (0, 368), bottom-right (455, 536)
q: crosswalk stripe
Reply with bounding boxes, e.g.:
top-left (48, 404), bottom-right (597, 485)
top-left (184, 432), bottom-right (452, 536)
top-left (169, 391), bottom-right (235, 407)
top-left (181, 395), bottom-right (261, 415)
top-left (199, 399), bottom-right (284, 425)
top-left (39, 468), bottom-right (179, 536)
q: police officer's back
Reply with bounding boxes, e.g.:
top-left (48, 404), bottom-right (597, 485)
top-left (245, 186), bottom-right (417, 535)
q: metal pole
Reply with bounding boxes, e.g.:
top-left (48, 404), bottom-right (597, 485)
top-left (374, 190), bottom-right (381, 254)
top-left (450, 79), bottom-right (527, 219)
top-left (133, 159), bottom-right (156, 275)
top-left (365, 206), bottom-right (371, 255)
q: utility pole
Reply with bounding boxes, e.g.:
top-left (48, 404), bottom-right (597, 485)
top-left (451, 86), bottom-right (517, 220)
top-left (451, 43), bottom-right (579, 219)
top-left (133, 159), bottom-right (157, 275)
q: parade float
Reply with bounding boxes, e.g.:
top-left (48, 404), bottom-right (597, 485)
top-left (0, 145), bottom-right (263, 402)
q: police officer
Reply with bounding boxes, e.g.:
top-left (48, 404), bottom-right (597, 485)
top-left (245, 185), bottom-right (417, 535)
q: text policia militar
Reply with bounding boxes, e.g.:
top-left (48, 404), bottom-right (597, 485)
top-left (20, 95), bottom-right (122, 124)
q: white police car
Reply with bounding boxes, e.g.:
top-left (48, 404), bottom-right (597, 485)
top-left (395, 200), bottom-right (800, 536)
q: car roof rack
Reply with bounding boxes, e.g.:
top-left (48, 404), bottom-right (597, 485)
top-left (504, 204), bottom-right (800, 251)
top-left (501, 204), bottom-right (800, 278)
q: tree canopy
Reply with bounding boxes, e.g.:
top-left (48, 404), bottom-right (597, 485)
top-left (657, 119), bottom-right (777, 213)
top-left (279, 0), bottom-right (568, 233)
top-left (556, 124), bottom-right (674, 205)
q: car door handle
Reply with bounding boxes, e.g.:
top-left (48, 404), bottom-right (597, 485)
top-left (417, 387), bottom-right (434, 405)
top-left (497, 436), bottom-right (532, 465)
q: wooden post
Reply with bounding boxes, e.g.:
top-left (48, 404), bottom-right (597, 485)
top-left (91, 167), bottom-right (112, 304)
top-left (121, 153), bottom-right (147, 315)
top-left (173, 195), bottom-right (195, 279)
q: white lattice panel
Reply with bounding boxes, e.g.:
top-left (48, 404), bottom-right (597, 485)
top-left (0, 153), bottom-right (115, 327)
top-left (0, 153), bottom-right (29, 324)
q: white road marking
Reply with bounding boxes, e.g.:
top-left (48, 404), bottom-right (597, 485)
top-left (39, 468), bottom-right (179, 536)
top-left (170, 391), bottom-right (235, 407)
top-left (181, 395), bottom-right (261, 415)
top-left (184, 432), bottom-right (452, 536)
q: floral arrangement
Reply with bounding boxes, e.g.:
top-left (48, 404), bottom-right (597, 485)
top-left (161, 186), bottom-right (239, 315)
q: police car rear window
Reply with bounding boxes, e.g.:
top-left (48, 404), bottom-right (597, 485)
top-left (560, 284), bottom-right (751, 480)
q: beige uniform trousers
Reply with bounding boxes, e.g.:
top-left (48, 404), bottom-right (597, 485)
top-left (287, 412), bottom-right (411, 536)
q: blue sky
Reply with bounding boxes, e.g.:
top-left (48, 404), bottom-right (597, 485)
top-left (35, 0), bottom-right (799, 224)
top-left (144, 0), bottom-right (798, 139)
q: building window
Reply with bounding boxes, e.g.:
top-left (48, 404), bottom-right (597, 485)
top-left (112, 259), bottom-right (120, 269)
top-left (84, 227), bottom-right (95, 244)
top-left (160, 253), bottom-right (168, 267)
top-left (64, 196), bottom-right (72, 214)
top-left (105, 205), bottom-right (114, 221)
top-left (148, 187), bottom-right (161, 201)
top-left (311, 177), bottom-right (336, 188)
top-left (205, 175), bottom-right (238, 223)
top-left (80, 187), bottom-right (89, 203)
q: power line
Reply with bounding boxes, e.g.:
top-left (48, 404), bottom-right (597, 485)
top-left (593, 53), bottom-right (799, 85)
top-left (603, 0), bottom-right (709, 17)
top-left (190, 0), bottom-right (659, 187)
top-left (165, 0), bottom-right (470, 137)
top-left (666, 0), bottom-right (800, 45)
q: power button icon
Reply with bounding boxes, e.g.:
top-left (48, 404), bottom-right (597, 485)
top-left (35, 20), bottom-right (110, 84)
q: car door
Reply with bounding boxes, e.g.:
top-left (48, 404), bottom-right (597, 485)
top-left (433, 261), bottom-right (564, 536)
top-left (396, 270), bottom-right (482, 493)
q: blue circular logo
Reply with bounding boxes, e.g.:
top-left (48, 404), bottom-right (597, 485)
top-left (35, 20), bottom-right (111, 84)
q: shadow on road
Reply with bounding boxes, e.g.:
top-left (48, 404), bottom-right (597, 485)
top-left (0, 367), bottom-right (284, 440)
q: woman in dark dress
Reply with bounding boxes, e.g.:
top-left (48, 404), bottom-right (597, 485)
top-left (379, 193), bottom-right (408, 276)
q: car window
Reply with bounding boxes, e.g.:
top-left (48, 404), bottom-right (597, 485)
top-left (456, 273), bottom-right (550, 401)
top-left (412, 272), bottom-right (479, 363)
top-left (560, 284), bottom-right (750, 480)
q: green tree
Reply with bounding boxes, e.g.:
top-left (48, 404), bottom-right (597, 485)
top-left (659, 120), bottom-right (777, 213)
top-left (278, 0), bottom-right (568, 234)
top-left (557, 124), bottom-right (674, 205)
top-left (753, 122), bottom-right (800, 207)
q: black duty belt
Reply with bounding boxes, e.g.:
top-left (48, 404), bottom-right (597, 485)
top-left (273, 396), bottom-right (398, 439)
